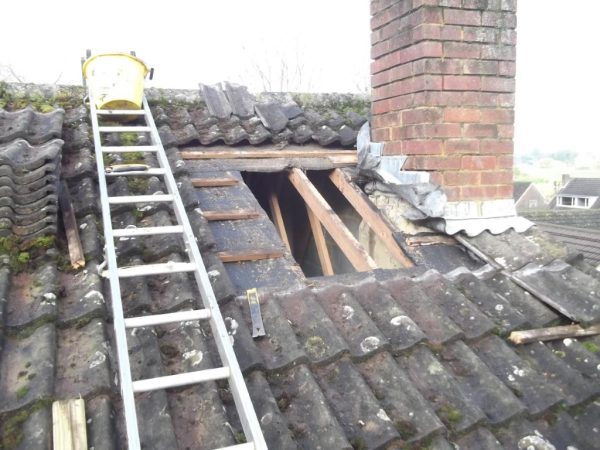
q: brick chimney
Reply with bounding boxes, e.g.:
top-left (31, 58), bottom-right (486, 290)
top-left (370, 0), bottom-right (516, 219)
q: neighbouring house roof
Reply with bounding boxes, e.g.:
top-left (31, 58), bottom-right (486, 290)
top-left (1, 86), bottom-right (600, 450)
top-left (512, 181), bottom-right (531, 202)
top-left (533, 222), bottom-right (600, 267)
top-left (523, 209), bottom-right (600, 229)
top-left (559, 178), bottom-right (600, 197)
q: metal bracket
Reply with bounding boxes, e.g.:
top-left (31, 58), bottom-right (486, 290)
top-left (246, 288), bottom-right (266, 338)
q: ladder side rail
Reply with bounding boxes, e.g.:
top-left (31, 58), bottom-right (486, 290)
top-left (142, 98), bottom-right (267, 450)
top-left (89, 95), bottom-right (142, 450)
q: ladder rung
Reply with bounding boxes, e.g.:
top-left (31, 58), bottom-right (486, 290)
top-left (124, 309), bottom-right (211, 328)
top-left (96, 109), bottom-right (146, 115)
top-left (99, 126), bottom-right (151, 133)
top-left (132, 367), bottom-right (231, 392)
top-left (215, 443), bottom-right (256, 450)
top-left (102, 145), bottom-right (160, 153)
top-left (108, 194), bottom-right (173, 204)
top-left (105, 168), bottom-right (166, 177)
top-left (117, 262), bottom-right (196, 278)
top-left (112, 225), bottom-right (184, 237)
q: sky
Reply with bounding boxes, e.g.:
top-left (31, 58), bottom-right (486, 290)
top-left (1, 1), bottom-right (599, 157)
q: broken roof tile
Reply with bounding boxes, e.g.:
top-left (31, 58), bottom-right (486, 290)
top-left (223, 82), bottom-right (256, 119)
top-left (254, 102), bottom-right (289, 133)
top-left (199, 83), bottom-right (232, 119)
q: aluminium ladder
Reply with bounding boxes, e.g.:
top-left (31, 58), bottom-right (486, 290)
top-left (88, 94), bottom-right (267, 450)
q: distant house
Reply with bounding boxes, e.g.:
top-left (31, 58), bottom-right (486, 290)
top-left (552, 177), bottom-right (600, 209)
top-left (513, 181), bottom-right (546, 212)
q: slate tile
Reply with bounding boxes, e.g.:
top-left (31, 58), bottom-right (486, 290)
top-left (246, 370), bottom-right (296, 450)
top-left (0, 324), bottom-right (55, 414)
top-left (357, 352), bottom-right (444, 443)
top-left (440, 340), bottom-right (526, 424)
top-left (471, 335), bottom-right (565, 416)
top-left (55, 319), bottom-right (111, 399)
top-left (482, 271), bottom-right (559, 327)
top-left (384, 277), bottom-right (463, 345)
top-left (314, 285), bottom-right (388, 359)
top-left (87, 395), bottom-right (117, 450)
top-left (353, 282), bottom-right (426, 354)
top-left (453, 272), bottom-right (529, 334)
top-left (275, 289), bottom-right (349, 365)
top-left (269, 364), bottom-right (352, 450)
top-left (419, 273), bottom-right (496, 340)
top-left (399, 345), bottom-right (487, 433)
top-left (5, 263), bottom-right (58, 329)
top-left (313, 358), bottom-right (401, 449)
top-left (515, 341), bottom-right (600, 406)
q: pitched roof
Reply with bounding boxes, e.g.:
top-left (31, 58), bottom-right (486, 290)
top-left (532, 223), bottom-right (600, 267)
top-left (512, 181), bottom-right (531, 201)
top-left (523, 209), bottom-right (600, 229)
top-left (2, 91), bottom-right (600, 450)
top-left (559, 177), bottom-right (600, 197)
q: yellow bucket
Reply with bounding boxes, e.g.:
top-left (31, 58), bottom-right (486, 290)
top-left (82, 53), bottom-right (149, 110)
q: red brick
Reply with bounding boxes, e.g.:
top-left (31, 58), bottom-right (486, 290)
top-left (480, 140), bottom-right (513, 154)
top-left (390, 93), bottom-right (416, 111)
top-left (501, 0), bottom-right (517, 12)
top-left (444, 108), bottom-right (481, 122)
top-left (444, 185), bottom-right (461, 202)
top-left (383, 140), bottom-right (403, 155)
top-left (408, 155), bottom-right (462, 170)
top-left (498, 124), bottom-right (514, 138)
top-left (498, 61), bottom-right (516, 76)
top-left (444, 8), bottom-right (481, 26)
top-left (497, 154), bottom-right (513, 169)
top-left (480, 170), bottom-right (513, 184)
top-left (371, 40), bottom-right (391, 59)
top-left (445, 139), bottom-right (481, 154)
top-left (461, 185), bottom-right (498, 199)
top-left (412, 23), bottom-right (443, 41)
top-left (478, 92), bottom-right (501, 107)
top-left (402, 107), bottom-right (443, 124)
top-left (443, 75), bottom-right (481, 91)
top-left (496, 183), bottom-right (514, 198)
top-left (496, 93), bottom-right (515, 107)
top-left (481, 45), bottom-right (516, 61)
top-left (500, 29), bottom-right (517, 45)
top-left (371, 41), bottom-right (443, 74)
top-left (403, 139), bottom-right (444, 155)
top-left (463, 60), bottom-right (499, 75)
top-left (439, 24), bottom-right (463, 41)
top-left (371, 0), bottom-right (398, 16)
top-left (372, 127), bottom-right (391, 141)
top-left (461, 155), bottom-right (497, 170)
top-left (463, 27), bottom-right (499, 43)
top-left (480, 109), bottom-right (514, 124)
top-left (444, 171), bottom-right (481, 186)
top-left (482, 11), bottom-right (516, 28)
top-left (481, 77), bottom-right (515, 92)
top-left (372, 99), bottom-right (392, 115)
top-left (429, 171), bottom-right (444, 186)
top-left (372, 111), bottom-right (401, 128)
top-left (464, 123), bottom-right (498, 138)
top-left (413, 59), bottom-right (463, 76)
top-left (443, 42), bottom-right (481, 59)
top-left (462, 0), bottom-right (491, 9)
top-left (371, 3), bottom-right (411, 30)
top-left (398, 124), bottom-right (461, 139)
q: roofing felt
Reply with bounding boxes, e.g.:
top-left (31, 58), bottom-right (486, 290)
top-left (559, 177), bottom-right (600, 197)
top-left (1, 98), bottom-right (600, 450)
top-left (512, 181), bottom-right (531, 201)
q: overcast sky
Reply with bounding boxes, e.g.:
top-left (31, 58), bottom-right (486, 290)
top-left (1, 1), bottom-right (598, 156)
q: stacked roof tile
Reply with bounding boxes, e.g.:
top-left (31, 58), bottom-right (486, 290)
top-left (0, 107), bottom-right (64, 242)
top-left (1, 89), bottom-right (600, 450)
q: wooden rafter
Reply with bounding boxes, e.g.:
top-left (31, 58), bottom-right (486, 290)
top-left (52, 399), bottom-right (87, 450)
top-left (191, 177), bottom-right (239, 187)
top-left (268, 192), bottom-right (291, 252)
top-left (328, 169), bottom-right (414, 268)
top-left (307, 207), bottom-right (334, 276)
top-left (217, 249), bottom-right (284, 263)
top-left (202, 210), bottom-right (260, 221)
top-left (288, 168), bottom-right (376, 272)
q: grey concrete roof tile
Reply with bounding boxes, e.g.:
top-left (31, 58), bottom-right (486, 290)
top-left (312, 125), bottom-right (340, 146)
top-left (86, 395), bottom-right (118, 450)
top-left (269, 364), bottom-right (352, 450)
top-left (572, 401), bottom-right (600, 450)
top-left (78, 215), bottom-right (102, 260)
top-left (57, 265), bottom-right (106, 326)
top-left (55, 318), bottom-right (111, 399)
top-left (384, 277), bottom-right (464, 345)
top-left (339, 124), bottom-right (359, 146)
top-left (348, 282), bottom-right (427, 354)
top-left (0, 138), bottom-right (62, 171)
top-left (292, 123), bottom-right (313, 144)
top-left (275, 289), bottom-right (350, 365)
top-left (547, 337), bottom-right (600, 380)
top-left (68, 176), bottom-right (99, 218)
top-left (356, 351), bottom-right (444, 443)
top-left (254, 102), bottom-right (289, 133)
top-left (13, 405), bottom-right (52, 450)
top-left (62, 121), bottom-right (91, 152)
top-left (493, 417), bottom-right (539, 449)
top-left (0, 107), bottom-right (64, 145)
top-left (455, 427), bottom-right (503, 450)
top-left (533, 411), bottom-right (593, 450)
top-left (440, 340), bottom-right (526, 424)
top-left (221, 300), bottom-right (266, 373)
top-left (515, 341), bottom-right (600, 406)
top-left (400, 345), bottom-right (487, 434)
top-left (223, 82), bottom-right (256, 119)
top-left (314, 286), bottom-right (388, 359)
top-left (223, 124), bottom-right (249, 145)
top-left (313, 357), bottom-right (401, 449)
top-left (0, 323), bottom-right (55, 414)
top-left (200, 83), bottom-right (232, 119)
top-left (471, 335), bottom-right (565, 416)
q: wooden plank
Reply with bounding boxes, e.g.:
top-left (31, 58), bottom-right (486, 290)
top-left (59, 181), bottom-right (85, 270)
top-left (288, 168), bottom-right (377, 272)
top-left (268, 193), bottom-right (291, 252)
top-left (329, 169), bottom-right (413, 268)
top-left (202, 210), bottom-right (260, 221)
top-left (52, 399), bottom-right (87, 450)
top-left (509, 324), bottom-right (600, 345)
top-left (191, 177), bottom-right (239, 187)
top-left (307, 207), bottom-right (334, 276)
top-left (186, 156), bottom-right (357, 173)
top-left (405, 234), bottom-right (458, 246)
top-left (217, 249), bottom-right (285, 263)
top-left (181, 149), bottom-right (356, 160)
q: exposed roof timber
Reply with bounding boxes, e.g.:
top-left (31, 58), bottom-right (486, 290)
top-left (288, 168), bottom-right (377, 272)
top-left (307, 206), bottom-right (334, 276)
top-left (329, 168), bottom-right (413, 268)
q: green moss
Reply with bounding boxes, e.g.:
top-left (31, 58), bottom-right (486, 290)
top-left (395, 420), bottom-right (418, 440)
top-left (350, 437), bottom-right (367, 450)
top-left (17, 252), bottom-right (30, 264)
top-left (15, 386), bottom-right (28, 400)
top-left (28, 235), bottom-right (54, 250)
top-left (120, 132), bottom-right (139, 146)
top-left (304, 335), bottom-right (327, 359)
top-left (437, 404), bottom-right (463, 424)
top-left (233, 431), bottom-right (246, 444)
top-left (121, 151), bottom-right (144, 164)
top-left (127, 177), bottom-right (149, 194)
top-left (1, 400), bottom-right (48, 449)
top-left (103, 153), bottom-right (116, 166)
top-left (553, 350), bottom-right (566, 358)
top-left (132, 208), bottom-right (144, 220)
top-left (583, 342), bottom-right (599, 353)
top-left (0, 236), bottom-right (29, 271)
